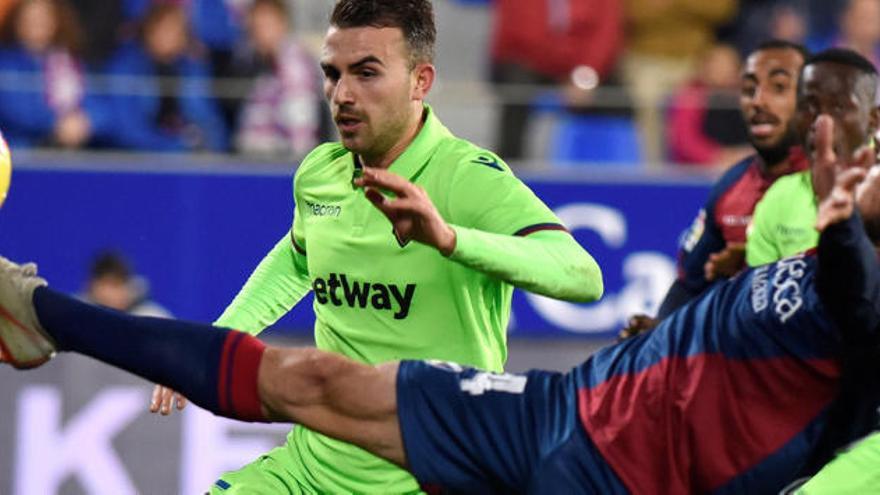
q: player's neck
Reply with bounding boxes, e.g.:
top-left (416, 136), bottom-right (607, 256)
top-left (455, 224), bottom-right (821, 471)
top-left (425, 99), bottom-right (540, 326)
top-left (360, 106), bottom-right (427, 169)
top-left (761, 156), bottom-right (791, 177)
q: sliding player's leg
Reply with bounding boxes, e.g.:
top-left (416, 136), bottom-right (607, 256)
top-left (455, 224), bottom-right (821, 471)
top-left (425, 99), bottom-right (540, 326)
top-left (0, 256), bottom-right (405, 466)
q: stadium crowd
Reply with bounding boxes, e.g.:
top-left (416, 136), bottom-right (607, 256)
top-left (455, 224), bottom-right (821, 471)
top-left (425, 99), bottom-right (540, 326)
top-left (0, 0), bottom-right (874, 165)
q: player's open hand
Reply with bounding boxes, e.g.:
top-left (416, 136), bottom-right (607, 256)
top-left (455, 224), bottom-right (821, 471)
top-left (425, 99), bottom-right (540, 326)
top-left (618, 314), bottom-right (659, 340)
top-left (150, 384), bottom-right (188, 416)
top-left (814, 115), bottom-right (872, 231)
top-left (704, 243), bottom-right (746, 281)
top-left (354, 167), bottom-right (457, 255)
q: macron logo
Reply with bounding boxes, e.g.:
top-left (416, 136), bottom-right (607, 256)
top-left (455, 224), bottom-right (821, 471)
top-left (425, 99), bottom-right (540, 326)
top-left (312, 273), bottom-right (416, 320)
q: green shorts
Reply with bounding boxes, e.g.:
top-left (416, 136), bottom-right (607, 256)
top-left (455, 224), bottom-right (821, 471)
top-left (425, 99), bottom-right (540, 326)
top-left (797, 431), bottom-right (880, 494)
top-left (208, 425), bottom-right (422, 494)
top-left (209, 445), bottom-right (310, 495)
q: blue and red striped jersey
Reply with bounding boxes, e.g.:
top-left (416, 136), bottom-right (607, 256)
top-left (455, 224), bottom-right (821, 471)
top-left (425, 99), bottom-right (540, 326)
top-left (577, 213), bottom-right (880, 493)
top-left (657, 150), bottom-right (809, 318)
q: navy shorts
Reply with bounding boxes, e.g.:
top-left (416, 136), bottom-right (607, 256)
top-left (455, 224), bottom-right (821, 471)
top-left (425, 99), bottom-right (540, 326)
top-left (396, 360), bottom-right (627, 494)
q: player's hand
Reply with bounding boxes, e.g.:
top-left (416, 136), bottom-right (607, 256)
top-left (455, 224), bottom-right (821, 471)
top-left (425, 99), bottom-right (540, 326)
top-left (354, 167), bottom-right (457, 255)
top-left (704, 243), bottom-right (746, 281)
top-left (813, 115), bottom-right (873, 231)
top-left (618, 314), bottom-right (659, 340)
top-left (150, 384), bottom-right (188, 415)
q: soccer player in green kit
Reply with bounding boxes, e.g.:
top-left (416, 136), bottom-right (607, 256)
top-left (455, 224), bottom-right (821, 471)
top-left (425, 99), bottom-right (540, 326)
top-left (151, 1), bottom-right (604, 493)
top-left (746, 48), bottom-right (879, 267)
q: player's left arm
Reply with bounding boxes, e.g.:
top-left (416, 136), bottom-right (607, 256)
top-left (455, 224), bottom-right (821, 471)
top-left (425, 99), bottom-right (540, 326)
top-left (815, 116), bottom-right (880, 345)
top-left (356, 164), bottom-right (603, 303)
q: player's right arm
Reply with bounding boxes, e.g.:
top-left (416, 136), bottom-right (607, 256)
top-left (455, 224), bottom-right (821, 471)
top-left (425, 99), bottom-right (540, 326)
top-left (151, 154), bottom-right (320, 415)
top-left (213, 232), bottom-right (312, 334)
top-left (150, 233), bottom-right (311, 415)
top-left (814, 115), bottom-right (880, 345)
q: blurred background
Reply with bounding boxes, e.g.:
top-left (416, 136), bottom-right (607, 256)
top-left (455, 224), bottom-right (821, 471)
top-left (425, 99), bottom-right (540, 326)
top-left (0, 0), bottom-right (874, 493)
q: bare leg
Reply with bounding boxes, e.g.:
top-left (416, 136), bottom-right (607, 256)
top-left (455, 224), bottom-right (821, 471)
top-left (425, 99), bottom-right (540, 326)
top-left (257, 347), bottom-right (406, 467)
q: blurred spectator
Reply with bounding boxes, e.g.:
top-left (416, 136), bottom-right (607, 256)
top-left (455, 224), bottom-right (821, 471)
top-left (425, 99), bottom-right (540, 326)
top-left (835, 0), bottom-right (880, 68)
top-left (489, 0), bottom-right (623, 161)
top-left (123, 0), bottom-right (245, 86)
top-left (81, 251), bottom-right (172, 318)
top-left (721, 1), bottom-right (808, 56)
top-left (666, 44), bottom-right (751, 166)
top-left (622, 0), bottom-right (737, 164)
top-left (95, 3), bottom-right (227, 152)
top-left (0, 0), bottom-right (94, 148)
top-left (230, 0), bottom-right (325, 159)
top-left (67, 0), bottom-right (124, 66)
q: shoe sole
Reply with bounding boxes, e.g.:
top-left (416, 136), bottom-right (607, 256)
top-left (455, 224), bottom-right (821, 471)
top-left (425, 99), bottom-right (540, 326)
top-left (0, 301), bottom-right (53, 369)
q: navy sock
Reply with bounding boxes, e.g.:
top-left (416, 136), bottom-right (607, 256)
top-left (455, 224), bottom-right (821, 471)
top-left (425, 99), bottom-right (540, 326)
top-left (32, 286), bottom-right (266, 420)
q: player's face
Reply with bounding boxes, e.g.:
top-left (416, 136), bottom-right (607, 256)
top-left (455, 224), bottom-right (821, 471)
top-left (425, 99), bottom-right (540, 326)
top-left (321, 26), bottom-right (431, 162)
top-left (740, 48), bottom-right (804, 153)
top-left (798, 62), bottom-right (879, 166)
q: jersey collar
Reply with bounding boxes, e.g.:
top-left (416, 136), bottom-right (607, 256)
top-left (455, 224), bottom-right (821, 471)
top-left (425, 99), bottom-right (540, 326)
top-left (382, 105), bottom-right (453, 180)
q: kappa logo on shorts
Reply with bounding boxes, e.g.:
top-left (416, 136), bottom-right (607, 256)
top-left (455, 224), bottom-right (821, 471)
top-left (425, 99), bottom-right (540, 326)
top-left (313, 273), bottom-right (416, 319)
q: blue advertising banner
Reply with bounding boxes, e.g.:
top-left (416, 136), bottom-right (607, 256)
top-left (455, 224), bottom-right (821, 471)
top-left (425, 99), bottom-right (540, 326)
top-left (0, 157), bottom-right (713, 338)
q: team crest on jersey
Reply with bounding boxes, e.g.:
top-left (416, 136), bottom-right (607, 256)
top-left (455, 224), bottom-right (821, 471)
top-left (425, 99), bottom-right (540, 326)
top-left (681, 209), bottom-right (706, 252)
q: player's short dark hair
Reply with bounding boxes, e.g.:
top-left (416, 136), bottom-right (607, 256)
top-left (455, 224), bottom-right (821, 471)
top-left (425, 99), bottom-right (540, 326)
top-left (806, 48), bottom-right (878, 76)
top-left (330, 0), bottom-right (436, 66)
top-left (804, 48), bottom-right (878, 103)
top-left (90, 251), bottom-right (131, 281)
top-left (753, 39), bottom-right (809, 60)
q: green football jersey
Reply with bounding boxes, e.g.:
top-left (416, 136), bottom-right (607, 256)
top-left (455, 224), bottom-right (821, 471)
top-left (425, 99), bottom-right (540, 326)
top-left (746, 170), bottom-right (818, 267)
top-left (219, 106), bottom-right (573, 493)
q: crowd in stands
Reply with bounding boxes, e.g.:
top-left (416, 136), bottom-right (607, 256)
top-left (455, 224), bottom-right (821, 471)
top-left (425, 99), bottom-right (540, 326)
top-left (0, 0), bottom-right (327, 158)
top-left (484, 0), bottom-right (880, 167)
top-left (0, 0), bottom-right (875, 166)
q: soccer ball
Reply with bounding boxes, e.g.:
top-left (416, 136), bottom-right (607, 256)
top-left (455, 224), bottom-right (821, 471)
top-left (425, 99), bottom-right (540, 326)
top-left (0, 131), bottom-right (10, 208)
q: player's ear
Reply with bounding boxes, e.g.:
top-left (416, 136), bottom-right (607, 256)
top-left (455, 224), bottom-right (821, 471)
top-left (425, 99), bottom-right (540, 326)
top-left (411, 63), bottom-right (435, 101)
top-left (869, 104), bottom-right (880, 139)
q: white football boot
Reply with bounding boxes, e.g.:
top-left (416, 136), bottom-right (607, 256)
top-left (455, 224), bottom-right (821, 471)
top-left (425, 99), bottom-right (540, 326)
top-left (0, 256), bottom-right (54, 369)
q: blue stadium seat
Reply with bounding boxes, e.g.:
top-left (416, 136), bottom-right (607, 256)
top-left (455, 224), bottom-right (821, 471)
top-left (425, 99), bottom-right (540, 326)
top-left (550, 114), bottom-right (642, 165)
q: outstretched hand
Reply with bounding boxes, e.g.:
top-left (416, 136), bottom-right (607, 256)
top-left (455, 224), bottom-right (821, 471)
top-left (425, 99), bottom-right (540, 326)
top-left (813, 115), bottom-right (873, 231)
top-left (618, 314), bottom-right (659, 340)
top-left (354, 168), bottom-right (457, 256)
top-left (704, 243), bottom-right (746, 281)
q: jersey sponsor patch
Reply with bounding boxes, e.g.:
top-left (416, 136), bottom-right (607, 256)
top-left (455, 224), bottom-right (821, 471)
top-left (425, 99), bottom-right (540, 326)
top-left (682, 209), bottom-right (707, 253)
top-left (305, 201), bottom-right (342, 217)
top-left (771, 255), bottom-right (806, 323)
top-left (312, 273), bottom-right (416, 319)
top-left (751, 254), bottom-right (806, 322)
